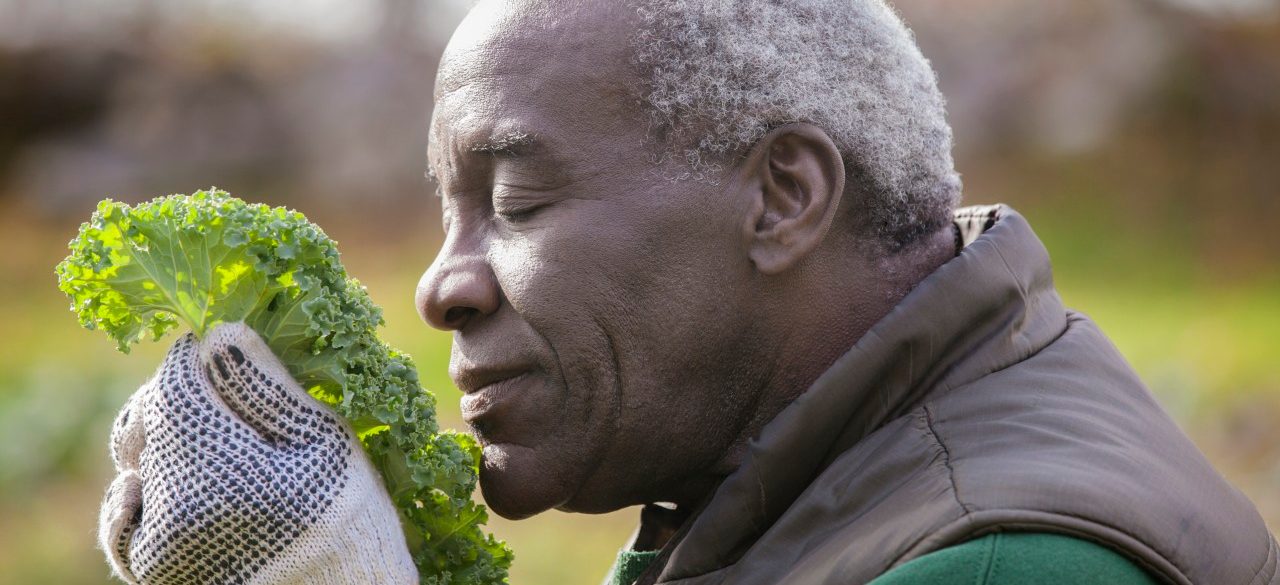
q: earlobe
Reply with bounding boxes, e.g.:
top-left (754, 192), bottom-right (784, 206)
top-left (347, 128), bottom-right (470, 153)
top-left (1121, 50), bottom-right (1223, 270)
top-left (741, 124), bottom-right (846, 275)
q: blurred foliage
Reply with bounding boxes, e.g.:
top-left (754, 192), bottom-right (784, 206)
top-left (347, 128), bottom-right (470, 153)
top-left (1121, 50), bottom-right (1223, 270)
top-left (0, 0), bottom-right (1277, 583)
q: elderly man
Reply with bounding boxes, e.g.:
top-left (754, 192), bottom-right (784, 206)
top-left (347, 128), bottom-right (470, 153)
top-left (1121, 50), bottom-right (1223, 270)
top-left (100, 1), bottom-right (1278, 584)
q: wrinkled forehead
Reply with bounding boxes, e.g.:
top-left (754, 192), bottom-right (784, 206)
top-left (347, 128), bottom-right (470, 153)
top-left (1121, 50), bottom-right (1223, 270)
top-left (430, 0), bottom-right (640, 169)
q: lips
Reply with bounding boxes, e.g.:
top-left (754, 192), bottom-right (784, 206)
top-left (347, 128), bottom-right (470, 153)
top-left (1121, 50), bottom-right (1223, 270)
top-left (459, 372), bottom-right (532, 438)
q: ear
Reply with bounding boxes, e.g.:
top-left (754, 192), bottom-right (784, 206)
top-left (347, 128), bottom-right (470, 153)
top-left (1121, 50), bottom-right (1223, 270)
top-left (737, 123), bottom-right (846, 274)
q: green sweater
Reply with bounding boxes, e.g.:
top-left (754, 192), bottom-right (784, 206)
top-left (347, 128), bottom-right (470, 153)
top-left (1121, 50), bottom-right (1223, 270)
top-left (608, 533), bottom-right (1158, 585)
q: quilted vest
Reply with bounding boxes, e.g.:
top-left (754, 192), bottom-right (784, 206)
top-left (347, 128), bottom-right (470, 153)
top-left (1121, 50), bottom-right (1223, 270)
top-left (635, 206), bottom-right (1278, 585)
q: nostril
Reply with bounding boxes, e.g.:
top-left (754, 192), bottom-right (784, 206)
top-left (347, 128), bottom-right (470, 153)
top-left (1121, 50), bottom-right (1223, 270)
top-left (419, 250), bottom-right (501, 331)
top-left (444, 306), bottom-right (474, 328)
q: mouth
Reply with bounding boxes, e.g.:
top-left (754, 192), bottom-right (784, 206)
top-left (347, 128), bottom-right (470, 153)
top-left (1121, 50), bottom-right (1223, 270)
top-left (459, 372), bottom-right (533, 433)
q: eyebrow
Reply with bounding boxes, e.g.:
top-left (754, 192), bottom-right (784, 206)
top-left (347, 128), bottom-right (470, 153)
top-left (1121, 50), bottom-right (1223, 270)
top-left (468, 130), bottom-right (538, 156)
top-left (424, 130), bottom-right (543, 196)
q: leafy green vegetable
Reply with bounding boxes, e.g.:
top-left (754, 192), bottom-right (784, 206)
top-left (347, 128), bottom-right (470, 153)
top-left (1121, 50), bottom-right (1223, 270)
top-left (56, 189), bottom-right (511, 585)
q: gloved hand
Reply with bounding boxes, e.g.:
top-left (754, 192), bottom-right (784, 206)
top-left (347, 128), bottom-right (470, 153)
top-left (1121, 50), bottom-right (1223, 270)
top-left (98, 322), bottom-right (418, 585)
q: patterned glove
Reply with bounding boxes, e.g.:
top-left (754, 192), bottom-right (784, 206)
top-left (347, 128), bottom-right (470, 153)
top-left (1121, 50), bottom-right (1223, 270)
top-left (98, 322), bottom-right (417, 585)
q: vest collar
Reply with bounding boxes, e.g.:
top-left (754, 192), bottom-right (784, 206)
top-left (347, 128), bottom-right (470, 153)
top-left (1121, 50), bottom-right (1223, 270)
top-left (647, 205), bottom-right (1071, 583)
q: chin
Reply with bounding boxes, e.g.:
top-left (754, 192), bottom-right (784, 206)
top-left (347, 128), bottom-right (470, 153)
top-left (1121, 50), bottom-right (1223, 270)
top-left (477, 442), bottom-right (574, 520)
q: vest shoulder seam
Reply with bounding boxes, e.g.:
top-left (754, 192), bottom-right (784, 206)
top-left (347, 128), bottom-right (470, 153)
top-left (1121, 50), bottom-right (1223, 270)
top-left (921, 403), bottom-right (971, 514)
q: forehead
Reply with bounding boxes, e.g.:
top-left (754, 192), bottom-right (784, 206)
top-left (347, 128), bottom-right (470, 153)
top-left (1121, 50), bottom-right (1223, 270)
top-left (430, 0), bottom-right (640, 162)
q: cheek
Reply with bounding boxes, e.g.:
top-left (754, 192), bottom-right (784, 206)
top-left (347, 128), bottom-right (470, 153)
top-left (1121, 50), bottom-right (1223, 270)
top-left (487, 231), bottom-right (626, 429)
top-left (485, 191), bottom-right (745, 406)
top-left (487, 211), bottom-right (639, 335)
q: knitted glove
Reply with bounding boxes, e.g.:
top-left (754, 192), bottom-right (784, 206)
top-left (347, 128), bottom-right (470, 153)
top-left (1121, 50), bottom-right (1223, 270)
top-left (98, 322), bottom-right (418, 585)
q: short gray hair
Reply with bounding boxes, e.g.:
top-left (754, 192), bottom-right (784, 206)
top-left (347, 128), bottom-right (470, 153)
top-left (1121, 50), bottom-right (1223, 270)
top-left (631, 0), bottom-right (962, 248)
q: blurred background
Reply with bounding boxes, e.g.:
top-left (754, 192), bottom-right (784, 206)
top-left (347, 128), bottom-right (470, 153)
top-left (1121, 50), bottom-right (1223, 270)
top-left (0, 0), bottom-right (1277, 582)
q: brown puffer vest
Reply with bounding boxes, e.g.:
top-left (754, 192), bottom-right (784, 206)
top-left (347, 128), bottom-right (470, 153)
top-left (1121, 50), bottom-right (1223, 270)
top-left (635, 206), bottom-right (1278, 585)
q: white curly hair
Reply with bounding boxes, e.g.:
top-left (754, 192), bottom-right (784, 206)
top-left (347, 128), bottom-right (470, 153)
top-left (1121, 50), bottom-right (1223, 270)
top-left (630, 0), bottom-right (963, 248)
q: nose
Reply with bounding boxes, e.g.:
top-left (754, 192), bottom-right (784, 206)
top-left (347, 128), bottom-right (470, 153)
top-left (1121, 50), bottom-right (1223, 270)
top-left (416, 230), bottom-right (501, 331)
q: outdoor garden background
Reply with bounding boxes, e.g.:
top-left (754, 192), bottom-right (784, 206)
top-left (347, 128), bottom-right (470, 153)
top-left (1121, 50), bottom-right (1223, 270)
top-left (0, 0), bottom-right (1277, 582)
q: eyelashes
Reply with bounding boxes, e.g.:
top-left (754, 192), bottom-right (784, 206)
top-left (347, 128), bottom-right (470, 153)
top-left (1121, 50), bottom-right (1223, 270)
top-left (493, 204), bottom-right (545, 224)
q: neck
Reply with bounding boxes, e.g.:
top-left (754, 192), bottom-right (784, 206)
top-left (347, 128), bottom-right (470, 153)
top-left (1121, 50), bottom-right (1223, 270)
top-left (659, 226), bottom-right (957, 514)
top-left (714, 225), bottom-right (958, 489)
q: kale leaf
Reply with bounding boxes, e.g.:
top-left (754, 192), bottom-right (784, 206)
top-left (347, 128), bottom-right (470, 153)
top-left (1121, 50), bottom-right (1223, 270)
top-left (56, 189), bottom-right (512, 584)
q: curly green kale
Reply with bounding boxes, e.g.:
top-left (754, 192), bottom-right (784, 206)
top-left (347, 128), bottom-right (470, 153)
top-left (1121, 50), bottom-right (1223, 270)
top-left (56, 189), bottom-right (512, 585)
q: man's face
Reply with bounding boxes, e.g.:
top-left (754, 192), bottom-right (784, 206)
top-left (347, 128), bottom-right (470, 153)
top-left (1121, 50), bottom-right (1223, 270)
top-left (417, 0), bottom-right (769, 519)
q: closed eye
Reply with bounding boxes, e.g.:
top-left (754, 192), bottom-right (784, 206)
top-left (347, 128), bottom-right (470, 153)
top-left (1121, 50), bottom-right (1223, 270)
top-left (494, 204), bottom-right (545, 223)
top-left (492, 183), bottom-right (560, 224)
